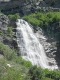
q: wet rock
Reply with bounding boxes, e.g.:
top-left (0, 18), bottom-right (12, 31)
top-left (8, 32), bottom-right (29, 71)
top-left (35, 28), bottom-right (59, 68)
top-left (0, 14), bottom-right (9, 31)
top-left (11, 39), bottom-right (18, 49)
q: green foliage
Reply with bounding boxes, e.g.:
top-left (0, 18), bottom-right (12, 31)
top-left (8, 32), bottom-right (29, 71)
top-left (0, 42), bottom-right (16, 60)
top-left (8, 13), bottom-right (20, 21)
top-left (27, 66), bottom-right (45, 80)
top-left (0, 30), bottom-right (3, 36)
top-left (44, 69), bottom-right (60, 80)
top-left (23, 12), bottom-right (60, 29)
top-left (14, 56), bottom-right (32, 68)
top-left (0, 58), bottom-right (28, 80)
top-left (26, 66), bottom-right (60, 80)
top-left (0, 51), bottom-right (60, 80)
top-left (42, 77), bottom-right (54, 80)
top-left (7, 27), bottom-right (13, 37)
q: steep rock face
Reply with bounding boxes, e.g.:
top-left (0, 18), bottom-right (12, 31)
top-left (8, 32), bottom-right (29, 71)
top-left (35, 22), bottom-right (60, 68)
top-left (0, 14), bottom-right (9, 42)
top-left (35, 29), bottom-right (58, 67)
top-left (0, 14), bottom-right (9, 31)
top-left (45, 22), bottom-right (60, 68)
top-left (0, 0), bottom-right (60, 15)
top-left (0, 14), bottom-right (17, 49)
top-left (44, 0), bottom-right (60, 7)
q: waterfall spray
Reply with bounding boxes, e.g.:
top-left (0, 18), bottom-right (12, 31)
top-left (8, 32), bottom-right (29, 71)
top-left (16, 19), bottom-right (58, 70)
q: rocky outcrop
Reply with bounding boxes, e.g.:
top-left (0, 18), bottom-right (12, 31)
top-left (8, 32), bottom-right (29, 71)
top-left (0, 14), bottom-right (9, 30)
top-left (44, 0), bottom-right (60, 7)
top-left (0, 0), bottom-right (60, 15)
top-left (0, 14), bottom-right (9, 43)
top-left (0, 14), bottom-right (18, 50)
top-left (35, 22), bottom-right (60, 68)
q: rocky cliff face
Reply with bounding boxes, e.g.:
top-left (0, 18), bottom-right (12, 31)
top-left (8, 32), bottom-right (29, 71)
top-left (44, 0), bottom-right (60, 7)
top-left (0, 0), bottom-right (60, 15)
top-left (0, 14), bottom-right (9, 42)
top-left (35, 22), bottom-right (60, 68)
top-left (0, 14), bottom-right (17, 50)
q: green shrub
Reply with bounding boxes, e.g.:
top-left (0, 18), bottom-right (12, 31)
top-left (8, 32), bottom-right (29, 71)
top-left (26, 67), bottom-right (60, 80)
top-left (14, 57), bottom-right (32, 68)
top-left (0, 30), bottom-right (3, 36)
top-left (8, 13), bottom-right (20, 21)
top-left (42, 77), bottom-right (54, 80)
top-left (23, 12), bottom-right (60, 29)
top-left (44, 69), bottom-right (60, 80)
top-left (0, 58), bottom-right (28, 80)
top-left (28, 66), bottom-right (45, 80)
top-left (7, 27), bottom-right (13, 37)
top-left (0, 42), bottom-right (16, 60)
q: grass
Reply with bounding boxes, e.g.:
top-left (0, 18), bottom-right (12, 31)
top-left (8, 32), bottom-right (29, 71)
top-left (0, 42), bottom-right (32, 80)
top-left (0, 58), bottom-right (28, 80)
top-left (0, 42), bottom-right (16, 60)
top-left (0, 42), bottom-right (60, 80)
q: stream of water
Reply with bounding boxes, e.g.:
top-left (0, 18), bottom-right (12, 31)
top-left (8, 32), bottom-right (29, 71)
top-left (16, 19), bottom-right (58, 70)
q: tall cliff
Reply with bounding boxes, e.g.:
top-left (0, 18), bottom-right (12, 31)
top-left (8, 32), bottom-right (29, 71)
top-left (0, 0), bottom-right (60, 15)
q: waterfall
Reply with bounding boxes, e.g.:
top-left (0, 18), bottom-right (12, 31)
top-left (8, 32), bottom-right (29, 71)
top-left (16, 19), bottom-right (58, 70)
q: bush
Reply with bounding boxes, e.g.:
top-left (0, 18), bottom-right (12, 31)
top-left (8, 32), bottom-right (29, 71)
top-left (28, 66), bottom-right (45, 80)
top-left (0, 42), bottom-right (16, 60)
top-left (8, 13), bottom-right (20, 21)
top-left (0, 30), bottom-right (3, 36)
top-left (7, 27), bottom-right (13, 37)
top-left (23, 12), bottom-right (60, 29)
top-left (42, 77), bottom-right (54, 80)
top-left (26, 66), bottom-right (60, 80)
top-left (44, 69), bottom-right (60, 80)
top-left (14, 57), bottom-right (32, 68)
top-left (0, 58), bottom-right (28, 80)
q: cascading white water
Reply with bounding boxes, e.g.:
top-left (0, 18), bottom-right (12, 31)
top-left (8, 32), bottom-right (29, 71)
top-left (16, 19), bottom-right (58, 70)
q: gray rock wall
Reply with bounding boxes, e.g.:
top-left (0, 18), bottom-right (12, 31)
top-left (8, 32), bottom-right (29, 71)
top-left (0, 0), bottom-right (60, 15)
